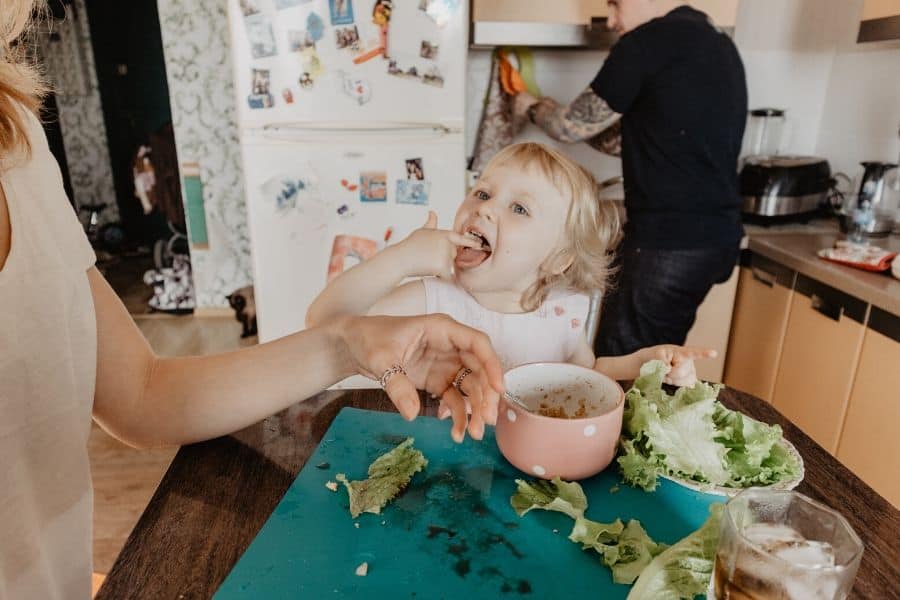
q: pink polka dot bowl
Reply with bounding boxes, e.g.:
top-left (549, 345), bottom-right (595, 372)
top-left (495, 363), bottom-right (625, 481)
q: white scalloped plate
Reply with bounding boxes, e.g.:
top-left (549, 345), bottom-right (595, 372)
top-left (658, 438), bottom-right (805, 497)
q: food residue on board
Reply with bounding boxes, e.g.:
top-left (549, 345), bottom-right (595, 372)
top-left (325, 481), bottom-right (338, 492)
top-left (335, 437), bottom-right (428, 518)
top-left (355, 562), bottom-right (368, 577)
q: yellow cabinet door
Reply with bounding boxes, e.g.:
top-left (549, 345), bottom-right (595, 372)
top-left (837, 308), bottom-right (900, 508)
top-left (723, 254), bottom-right (795, 401)
top-left (772, 275), bottom-right (868, 454)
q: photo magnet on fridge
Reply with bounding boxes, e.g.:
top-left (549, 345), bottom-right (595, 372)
top-left (244, 13), bottom-right (278, 59)
top-left (288, 29), bottom-right (315, 52)
top-left (421, 65), bottom-right (444, 88)
top-left (420, 40), bottom-right (439, 60)
top-left (387, 57), bottom-right (421, 81)
top-left (396, 180), bottom-right (430, 205)
top-left (405, 158), bottom-right (424, 180)
top-left (360, 171), bottom-right (387, 202)
top-left (334, 25), bottom-right (360, 51)
top-left (328, 0), bottom-right (354, 25)
top-left (338, 70), bottom-right (372, 105)
top-left (248, 68), bottom-right (274, 109)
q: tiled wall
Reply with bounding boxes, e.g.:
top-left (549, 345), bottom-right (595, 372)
top-left (157, 0), bottom-right (253, 309)
top-left (38, 0), bottom-right (119, 226)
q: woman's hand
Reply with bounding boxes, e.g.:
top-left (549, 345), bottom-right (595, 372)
top-left (332, 313), bottom-right (504, 443)
top-left (638, 345), bottom-right (717, 387)
top-left (397, 211), bottom-right (481, 279)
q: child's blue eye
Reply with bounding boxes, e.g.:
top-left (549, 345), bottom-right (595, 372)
top-left (512, 203), bottom-right (529, 216)
top-left (475, 190), bottom-right (490, 201)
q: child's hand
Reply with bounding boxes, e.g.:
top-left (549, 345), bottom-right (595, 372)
top-left (400, 211), bottom-right (482, 279)
top-left (639, 345), bottom-right (718, 387)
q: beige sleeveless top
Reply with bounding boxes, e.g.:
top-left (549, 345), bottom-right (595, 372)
top-left (0, 110), bottom-right (97, 599)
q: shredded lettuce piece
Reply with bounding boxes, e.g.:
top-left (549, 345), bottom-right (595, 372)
top-left (336, 438), bottom-right (427, 518)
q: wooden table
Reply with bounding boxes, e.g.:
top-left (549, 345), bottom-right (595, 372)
top-left (96, 388), bottom-right (900, 599)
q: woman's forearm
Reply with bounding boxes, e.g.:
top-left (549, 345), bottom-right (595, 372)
top-left (135, 320), bottom-right (355, 447)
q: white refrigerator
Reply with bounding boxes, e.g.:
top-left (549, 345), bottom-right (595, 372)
top-left (228, 0), bottom-right (467, 348)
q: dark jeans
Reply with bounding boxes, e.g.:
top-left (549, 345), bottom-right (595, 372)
top-left (594, 243), bottom-right (740, 357)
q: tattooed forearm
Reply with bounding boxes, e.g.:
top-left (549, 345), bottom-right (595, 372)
top-left (531, 87), bottom-right (621, 149)
top-left (586, 120), bottom-right (622, 157)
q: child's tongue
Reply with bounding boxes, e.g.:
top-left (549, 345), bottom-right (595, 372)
top-left (455, 246), bottom-right (491, 269)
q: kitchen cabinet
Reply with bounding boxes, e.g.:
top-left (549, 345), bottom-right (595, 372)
top-left (471, 0), bottom-right (607, 24)
top-left (858, 0), bottom-right (900, 42)
top-left (723, 253), bottom-right (796, 401)
top-left (685, 266), bottom-right (739, 382)
top-left (771, 275), bottom-right (868, 454)
top-left (837, 308), bottom-right (900, 508)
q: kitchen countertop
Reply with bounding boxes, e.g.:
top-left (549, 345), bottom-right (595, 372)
top-left (744, 219), bottom-right (900, 317)
top-left (95, 388), bottom-right (899, 599)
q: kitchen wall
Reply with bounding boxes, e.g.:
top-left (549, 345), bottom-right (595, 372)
top-left (157, 0), bottom-right (253, 309)
top-left (38, 0), bottom-right (119, 226)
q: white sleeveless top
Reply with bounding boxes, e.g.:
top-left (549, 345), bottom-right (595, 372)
top-left (0, 110), bottom-right (97, 599)
top-left (423, 277), bottom-right (590, 371)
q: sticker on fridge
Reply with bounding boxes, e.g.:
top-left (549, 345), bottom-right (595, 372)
top-left (421, 65), bottom-right (444, 87)
top-left (418, 0), bottom-right (460, 27)
top-left (244, 14), bottom-right (278, 59)
top-left (328, 235), bottom-right (378, 281)
top-left (359, 171), bottom-right (387, 202)
top-left (338, 70), bottom-right (372, 105)
top-left (405, 158), bottom-right (424, 180)
top-left (387, 57), bottom-right (421, 81)
top-left (248, 68), bottom-right (274, 109)
top-left (396, 180), bottom-right (430, 206)
top-left (328, 0), bottom-right (354, 25)
top-left (260, 172), bottom-right (320, 214)
top-left (307, 11), bottom-right (325, 42)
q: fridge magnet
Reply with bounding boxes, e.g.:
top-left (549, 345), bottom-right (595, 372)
top-left (383, 226), bottom-right (394, 243)
top-left (247, 68), bottom-right (274, 109)
top-left (274, 0), bottom-right (311, 9)
top-left (328, 0), bottom-right (354, 25)
top-left (335, 25), bottom-right (361, 51)
top-left (300, 47), bottom-right (323, 79)
top-left (306, 11), bottom-right (325, 42)
top-left (420, 40), bottom-right (439, 60)
top-left (282, 88), bottom-right (294, 104)
top-left (396, 179), bottom-right (430, 205)
top-left (288, 29), bottom-right (315, 52)
top-left (327, 235), bottom-right (378, 281)
top-left (422, 65), bottom-right (444, 88)
top-left (418, 0), bottom-right (460, 27)
top-left (244, 13), bottom-right (278, 59)
top-left (352, 44), bottom-right (384, 65)
top-left (360, 171), bottom-right (387, 202)
top-left (338, 71), bottom-right (372, 105)
top-left (260, 174), bottom-right (310, 213)
top-left (387, 58), bottom-right (420, 81)
top-left (239, 0), bottom-right (260, 16)
top-left (298, 72), bottom-right (314, 90)
top-left (340, 178), bottom-right (359, 192)
top-left (371, 0), bottom-right (393, 56)
top-left (405, 158), bottom-right (424, 180)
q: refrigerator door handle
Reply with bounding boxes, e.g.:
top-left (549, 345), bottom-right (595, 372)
top-left (261, 122), bottom-right (460, 142)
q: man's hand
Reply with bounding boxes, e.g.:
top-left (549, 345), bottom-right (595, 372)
top-left (512, 91), bottom-right (539, 120)
top-left (333, 314), bottom-right (504, 443)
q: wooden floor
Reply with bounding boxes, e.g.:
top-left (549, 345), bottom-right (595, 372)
top-left (91, 262), bottom-right (257, 579)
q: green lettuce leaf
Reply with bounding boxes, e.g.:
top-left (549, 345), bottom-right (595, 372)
top-left (626, 504), bottom-right (723, 600)
top-left (608, 520), bottom-right (669, 585)
top-left (568, 516), bottom-right (625, 549)
top-left (336, 438), bottom-right (427, 518)
top-left (510, 477), bottom-right (588, 520)
top-left (618, 360), bottom-right (801, 491)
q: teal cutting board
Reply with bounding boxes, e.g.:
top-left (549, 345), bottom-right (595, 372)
top-left (215, 407), bottom-right (723, 599)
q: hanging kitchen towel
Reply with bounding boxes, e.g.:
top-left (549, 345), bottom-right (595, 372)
top-left (469, 47), bottom-right (541, 173)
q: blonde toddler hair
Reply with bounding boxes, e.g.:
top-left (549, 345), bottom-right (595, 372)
top-left (1, 0), bottom-right (47, 160)
top-left (482, 143), bottom-right (622, 311)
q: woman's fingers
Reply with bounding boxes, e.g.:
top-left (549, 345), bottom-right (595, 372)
top-left (382, 371), bottom-right (421, 421)
top-left (440, 386), bottom-right (469, 443)
top-left (459, 370), bottom-right (485, 440)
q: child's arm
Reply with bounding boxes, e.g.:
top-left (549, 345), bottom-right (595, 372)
top-left (307, 212), bottom-right (480, 327)
top-left (594, 345), bottom-right (717, 386)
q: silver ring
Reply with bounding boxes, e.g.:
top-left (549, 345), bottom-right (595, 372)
top-left (452, 367), bottom-right (472, 392)
top-left (379, 365), bottom-right (407, 389)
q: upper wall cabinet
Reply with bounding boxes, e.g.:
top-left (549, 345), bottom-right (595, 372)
top-left (470, 0), bottom-right (738, 48)
top-left (858, 0), bottom-right (900, 42)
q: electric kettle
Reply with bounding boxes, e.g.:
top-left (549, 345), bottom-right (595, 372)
top-left (840, 161), bottom-right (899, 236)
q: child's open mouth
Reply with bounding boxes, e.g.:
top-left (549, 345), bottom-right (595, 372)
top-left (455, 229), bottom-right (492, 269)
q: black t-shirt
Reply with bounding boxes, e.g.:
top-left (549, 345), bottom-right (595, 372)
top-left (591, 6), bottom-right (747, 249)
